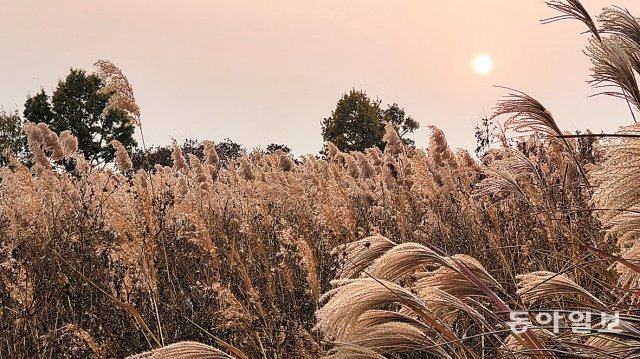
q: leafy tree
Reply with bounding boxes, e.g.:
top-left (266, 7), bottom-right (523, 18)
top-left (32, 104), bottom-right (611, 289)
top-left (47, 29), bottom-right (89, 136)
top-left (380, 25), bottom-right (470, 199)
top-left (383, 103), bottom-right (420, 146)
top-left (321, 90), bottom-right (419, 152)
top-left (131, 145), bottom-right (171, 172)
top-left (0, 109), bottom-right (27, 166)
top-left (263, 143), bottom-right (298, 164)
top-left (131, 138), bottom-right (205, 171)
top-left (131, 138), bottom-right (245, 171)
top-left (321, 90), bottom-right (384, 153)
top-left (24, 69), bottom-right (136, 164)
top-left (214, 138), bottom-right (246, 166)
top-left (265, 143), bottom-right (291, 155)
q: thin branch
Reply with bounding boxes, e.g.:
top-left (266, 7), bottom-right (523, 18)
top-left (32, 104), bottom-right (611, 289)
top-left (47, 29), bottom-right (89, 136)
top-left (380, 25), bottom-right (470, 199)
top-left (556, 133), bottom-right (640, 138)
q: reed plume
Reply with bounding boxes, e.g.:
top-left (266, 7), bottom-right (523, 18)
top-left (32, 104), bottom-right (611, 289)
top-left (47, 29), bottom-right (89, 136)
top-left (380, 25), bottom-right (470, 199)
top-left (126, 341), bottom-right (235, 359)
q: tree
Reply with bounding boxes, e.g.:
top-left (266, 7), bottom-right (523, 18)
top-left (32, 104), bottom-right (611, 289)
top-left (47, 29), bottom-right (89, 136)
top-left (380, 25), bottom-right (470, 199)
top-left (321, 90), bottom-right (384, 153)
top-left (321, 90), bottom-right (419, 152)
top-left (474, 117), bottom-right (491, 157)
top-left (265, 143), bottom-right (291, 155)
top-left (214, 138), bottom-right (246, 166)
top-left (24, 68), bottom-right (136, 164)
top-left (383, 103), bottom-right (419, 146)
top-left (131, 145), bottom-right (171, 172)
top-left (0, 109), bottom-right (27, 166)
top-left (131, 138), bottom-right (246, 171)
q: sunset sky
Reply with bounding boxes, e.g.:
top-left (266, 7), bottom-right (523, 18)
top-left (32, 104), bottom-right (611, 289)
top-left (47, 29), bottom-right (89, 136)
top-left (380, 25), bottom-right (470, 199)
top-left (2, 0), bottom-right (639, 155)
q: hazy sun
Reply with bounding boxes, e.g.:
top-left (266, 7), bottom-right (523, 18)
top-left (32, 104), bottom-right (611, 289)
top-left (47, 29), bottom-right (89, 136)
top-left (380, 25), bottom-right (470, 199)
top-left (473, 54), bottom-right (493, 75)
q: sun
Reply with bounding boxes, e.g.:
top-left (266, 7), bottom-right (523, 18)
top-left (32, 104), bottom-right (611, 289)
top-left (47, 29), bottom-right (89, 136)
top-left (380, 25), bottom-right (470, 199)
top-left (472, 54), bottom-right (493, 75)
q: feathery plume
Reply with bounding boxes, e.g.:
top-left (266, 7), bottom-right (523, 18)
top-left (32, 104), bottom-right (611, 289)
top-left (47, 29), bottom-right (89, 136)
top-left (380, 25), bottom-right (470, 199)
top-left (324, 345), bottom-right (385, 359)
top-left (516, 271), bottom-right (605, 307)
top-left (188, 154), bottom-right (208, 185)
top-left (345, 154), bottom-right (360, 179)
top-left (326, 143), bottom-right (340, 160)
top-left (111, 140), bottom-right (133, 172)
top-left (492, 88), bottom-right (561, 137)
top-left (591, 124), bottom-right (640, 233)
top-left (23, 122), bottom-right (49, 169)
top-left (354, 152), bottom-right (375, 179)
top-left (239, 158), bottom-right (255, 181)
top-left (95, 59), bottom-right (141, 126)
top-left (585, 37), bottom-right (640, 112)
top-left (333, 235), bottom-right (396, 279)
top-left (367, 242), bottom-right (445, 281)
top-left (365, 148), bottom-right (383, 166)
top-left (172, 141), bottom-right (189, 174)
top-left (59, 130), bottom-right (78, 158)
top-left (277, 151), bottom-right (294, 172)
top-left (203, 140), bottom-right (219, 167)
top-left (382, 123), bottom-right (404, 157)
top-left (316, 278), bottom-right (428, 341)
top-left (542, 0), bottom-right (601, 41)
top-left (38, 123), bottom-right (64, 161)
top-left (599, 6), bottom-right (640, 50)
top-left (126, 341), bottom-right (235, 359)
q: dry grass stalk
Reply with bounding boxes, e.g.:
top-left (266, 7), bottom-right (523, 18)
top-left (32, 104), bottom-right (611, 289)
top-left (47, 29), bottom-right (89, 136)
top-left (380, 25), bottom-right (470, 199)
top-left (516, 271), bottom-right (605, 307)
top-left (126, 341), bottom-right (235, 359)
top-left (542, 0), bottom-right (601, 40)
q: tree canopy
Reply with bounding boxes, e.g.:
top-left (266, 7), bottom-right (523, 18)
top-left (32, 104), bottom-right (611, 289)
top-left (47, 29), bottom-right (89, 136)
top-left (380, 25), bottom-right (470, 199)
top-left (24, 68), bottom-right (137, 164)
top-left (321, 89), bottom-right (419, 152)
top-left (131, 138), bottom-right (246, 172)
top-left (0, 110), bottom-right (27, 166)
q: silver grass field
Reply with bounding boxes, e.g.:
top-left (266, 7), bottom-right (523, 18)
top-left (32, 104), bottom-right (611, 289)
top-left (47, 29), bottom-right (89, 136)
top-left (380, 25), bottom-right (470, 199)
top-left (2, 1), bottom-right (640, 358)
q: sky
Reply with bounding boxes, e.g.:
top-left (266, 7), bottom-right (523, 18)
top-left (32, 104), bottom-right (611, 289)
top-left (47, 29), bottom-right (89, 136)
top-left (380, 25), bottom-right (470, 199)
top-left (1, 0), bottom-right (639, 155)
